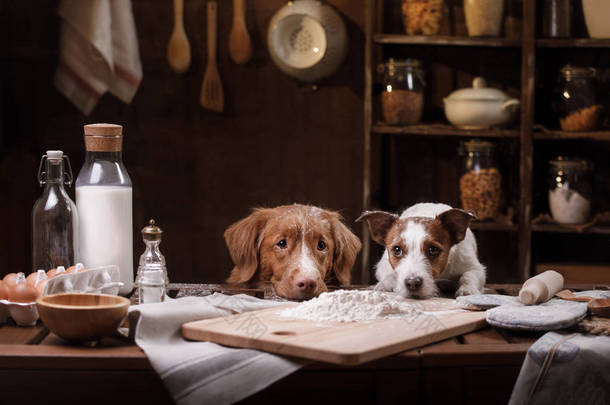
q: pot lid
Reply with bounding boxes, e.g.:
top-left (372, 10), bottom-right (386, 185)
top-left (445, 77), bottom-right (510, 101)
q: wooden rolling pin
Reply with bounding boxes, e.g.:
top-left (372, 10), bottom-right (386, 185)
top-left (519, 270), bottom-right (564, 305)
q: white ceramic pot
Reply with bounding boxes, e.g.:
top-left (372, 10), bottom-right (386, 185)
top-left (582, 0), bottom-right (610, 38)
top-left (268, 0), bottom-right (348, 83)
top-left (443, 77), bottom-right (520, 129)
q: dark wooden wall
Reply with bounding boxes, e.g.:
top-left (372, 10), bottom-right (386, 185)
top-left (0, 0), bottom-right (366, 283)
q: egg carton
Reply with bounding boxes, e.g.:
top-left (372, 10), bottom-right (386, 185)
top-left (0, 265), bottom-right (123, 326)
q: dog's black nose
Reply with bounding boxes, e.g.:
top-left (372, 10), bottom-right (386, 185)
top-left (405, 277), bottom-right (423, 291)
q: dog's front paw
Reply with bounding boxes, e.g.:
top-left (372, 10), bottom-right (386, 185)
top-left (455, 284), bottom-right (482, 297)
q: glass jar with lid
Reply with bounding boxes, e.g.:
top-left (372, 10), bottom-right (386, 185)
top-left (548, 157), bottom-right (593, 224)
top-left (401, 0), bottom-right (444, 36)
top-left (458, 140), bottom-right (502, 220)
top-left (380, 58), bottom-right (425, 125)
top-left (556, 65), bottom-right (603, 131)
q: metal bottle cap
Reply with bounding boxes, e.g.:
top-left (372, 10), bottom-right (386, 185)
top-left (141, 219), bottom-right (163, 241)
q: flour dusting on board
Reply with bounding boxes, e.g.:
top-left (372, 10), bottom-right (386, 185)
top-left (278, 290), bottom-right (423, 322)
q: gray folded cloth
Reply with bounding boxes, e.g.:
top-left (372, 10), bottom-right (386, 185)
top-left (127, 293), bottom-right (305, 405)
top-left (509, 332), bottom-right (610, 404)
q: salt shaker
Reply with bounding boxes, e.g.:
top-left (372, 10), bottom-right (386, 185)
top-left (135, 220), bottom-right (169, 304)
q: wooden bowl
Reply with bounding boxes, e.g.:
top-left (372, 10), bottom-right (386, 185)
top-left (36, 293), bottom-right (130, 342)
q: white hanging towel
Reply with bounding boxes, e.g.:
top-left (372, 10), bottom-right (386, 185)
top-left (54, 0), bottom-right (143, 115)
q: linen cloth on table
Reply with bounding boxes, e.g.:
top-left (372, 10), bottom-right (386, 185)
top-left (509, 331), bottom-right (610, 404)
top-left (127, 293), bottom-right (305, 405)
top-left (55, 0), bottom-right (142, 115)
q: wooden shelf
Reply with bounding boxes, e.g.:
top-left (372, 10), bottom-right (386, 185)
top-left (374, 34), bottom-right (521, 47)
top-left (471, 222), bottom-right (518, 232)
top-left (532, 224), bottom-right (610, 235)
top-left (536, 38), bottom-right (610, 48)
top-left (373, 122), bottom-right (520, 138)
top-left (533, 128), bottom-right (610, 141)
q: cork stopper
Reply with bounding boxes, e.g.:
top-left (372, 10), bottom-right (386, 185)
top-left (84, 123), bottom-right (123, 152)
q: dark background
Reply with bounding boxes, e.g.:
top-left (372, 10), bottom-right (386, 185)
top-left (0, 0), bottom-right (366, 283)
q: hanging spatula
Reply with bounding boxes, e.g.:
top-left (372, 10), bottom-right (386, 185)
top-left (200, 0), bottom-right (224, 112)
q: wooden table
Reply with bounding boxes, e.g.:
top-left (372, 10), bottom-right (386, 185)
top-left (0, 285), bottom-right (541, 404)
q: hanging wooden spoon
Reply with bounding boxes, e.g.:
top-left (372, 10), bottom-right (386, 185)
top-left (228, 0), bottom-right (252, 64)
top-left (200, 0), bottom-right (224, 112)
top-left (167, 0), bottom-right (191, 73)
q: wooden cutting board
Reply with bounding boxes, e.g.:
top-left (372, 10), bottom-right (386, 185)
top-left (182, 297), bottom-right (486, 365)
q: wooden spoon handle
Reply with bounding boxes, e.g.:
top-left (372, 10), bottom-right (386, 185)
top-left (233, 0), bottom-right (246, 24)
top-left (173, 0), bottom-right (184, 27)
top-left (207, 0), bottom-right (217, 62)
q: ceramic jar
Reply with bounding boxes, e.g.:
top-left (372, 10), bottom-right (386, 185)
top-left (464, 0), bottom-right (504, 37)
top-left (582, 0), bottom-right (610, 38)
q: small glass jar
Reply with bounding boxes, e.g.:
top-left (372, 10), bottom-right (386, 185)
top-left (548, 157), bottom-right (593, 224)
top-left (380, 58), bottom-right (425, 125)
top-left (556, 65), bottom-right (603, 131)
top-left (401, 0), bottom-right (444, 36)
top-left (458, 140), bottom-right (502, 220)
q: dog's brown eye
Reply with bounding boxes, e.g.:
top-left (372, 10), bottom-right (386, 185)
top-left (427, 246), bottom-right (440, 257)
top-left (276, 239), bottom-right (287, 249)
top-left (392, 245), bottom-right (402, 257)
top-left (317, 240), bottom-right (327, 251)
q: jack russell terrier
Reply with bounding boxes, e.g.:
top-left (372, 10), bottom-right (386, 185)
top-left (225, 204), bottom-right (362, 300)
top-left (357, 203), bottom-right (486, 298)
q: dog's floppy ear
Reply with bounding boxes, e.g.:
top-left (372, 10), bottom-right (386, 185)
top-left (437, 209), bottom-right (476, 245)
top-left (356, 211), bottom-right (399, 246)
top-left (224, 208), bottom-right (272, 284)
top-left (328, 213), bottom-right (362, 286)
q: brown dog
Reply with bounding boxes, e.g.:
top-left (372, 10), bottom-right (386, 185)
top-left (224, 204), bottom-right (362, 300)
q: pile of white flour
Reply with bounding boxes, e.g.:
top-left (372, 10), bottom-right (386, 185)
top-left (278, 290), bottom-right (422, 322)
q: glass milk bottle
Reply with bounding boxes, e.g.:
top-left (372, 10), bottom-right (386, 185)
top-left (76, 124), bottom-right (133, 295)
top-left (32, 150), bottom-right (78, 271)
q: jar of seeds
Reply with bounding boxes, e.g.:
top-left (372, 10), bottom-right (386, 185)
top-left (556, 65), bottom-right (603, 131)
top-left (459, 140), bottom-right (502, 220)
top-left (380, 58), bottom-right (425, 125)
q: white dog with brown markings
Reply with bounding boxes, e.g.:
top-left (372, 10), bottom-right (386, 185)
top-left (225, 204), bottom-right (362, 300)
top-left (357, 203), bottom-right (486, 298)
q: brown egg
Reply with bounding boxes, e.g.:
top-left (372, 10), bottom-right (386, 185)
top-left (27, 270), bottom-right (47, 286)
top-left (8, 282), bottom-right (40, 303)
top-left (66, 263), bottom-right (84, 274)
top-left (35, 278), bottom-right (49, 296)
top-left (47, 266), bottom-right (66, 278)
top-left (0, 280), bottom-right (9, 300)
top-left (8, 273), bottom-right (39, 303)
top-left (2, 272), bottom-right (17, 285)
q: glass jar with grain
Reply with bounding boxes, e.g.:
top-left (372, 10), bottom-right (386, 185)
top-left (380, 58), bottom-right (425, 126)
top-left (401, 0), bottom-right (445, 36)
top-left (458, 140), bottom-right (502, 220)
top-left (556, 66), bottom-right (603, 132)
